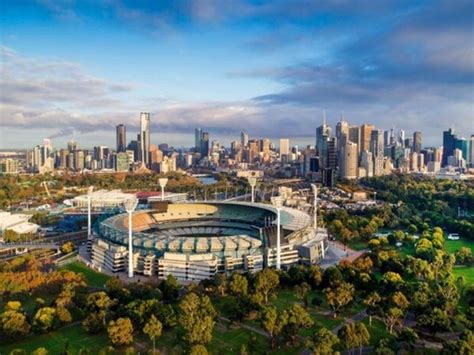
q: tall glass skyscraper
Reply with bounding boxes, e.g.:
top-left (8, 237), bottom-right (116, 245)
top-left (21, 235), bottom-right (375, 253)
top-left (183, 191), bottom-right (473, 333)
top-left (139, 112), bottom-right (150, 166)
top-left (116, 124), bottom-right (126, 152)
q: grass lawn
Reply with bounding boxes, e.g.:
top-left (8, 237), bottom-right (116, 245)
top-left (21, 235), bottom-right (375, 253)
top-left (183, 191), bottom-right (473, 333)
top-left (453, 266), bottom-right (474, 285)
top-left (444, 239), bottom-right (474, 254)
top-left (60, 261), bottom-right (111, 288)
top-left (346, 239), bottom-right (369, 251)
top-left (271, 289), bottom-right (299, 311)
top-left (361, 318), bottom-right (395, 346)
top-left (0, 324), bottom-right (109, 354)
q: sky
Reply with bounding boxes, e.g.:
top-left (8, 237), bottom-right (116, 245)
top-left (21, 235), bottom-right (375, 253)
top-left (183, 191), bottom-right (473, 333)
top-left (1, 0), bottom-right (473, 149)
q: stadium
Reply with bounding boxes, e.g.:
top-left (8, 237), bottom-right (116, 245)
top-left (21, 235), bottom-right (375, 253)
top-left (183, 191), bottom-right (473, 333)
top-left (91, 201), bottom-right (328, 281)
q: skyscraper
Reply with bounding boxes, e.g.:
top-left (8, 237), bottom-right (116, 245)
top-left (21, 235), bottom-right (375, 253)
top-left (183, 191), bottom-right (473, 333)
top-left (201, 132), bottom-right (209, 157)
top-left (340, 141), bottom-right (358, 179)
top-left (370, 129), bottom-right (384, 176)
top-left (139, 112), bottom-right (150, 166)
top-left (413, 131), bottom-right (422, 153)
top-left (279, 138), bottom-right (290, 157)
top-left (442, 128), bottom-right (457, 166)
top-left (195, 128), bottom-right (202, 153)
top-left (316, 123), bottom-right (331, 167)
top-left (116, 124), bottom-right (126, 152)
top-left (360, 124), bottom-right (374, 153)
top-left (241, 131), bottom-right (249, 148)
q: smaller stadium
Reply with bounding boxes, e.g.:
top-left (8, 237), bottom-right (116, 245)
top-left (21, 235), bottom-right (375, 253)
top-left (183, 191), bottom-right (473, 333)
top-left (92, 201), bottom-right (328, 281)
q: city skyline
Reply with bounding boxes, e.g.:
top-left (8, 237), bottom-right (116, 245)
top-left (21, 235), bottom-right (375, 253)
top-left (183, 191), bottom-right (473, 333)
top-left (1, 1), bottom-right (473, 148)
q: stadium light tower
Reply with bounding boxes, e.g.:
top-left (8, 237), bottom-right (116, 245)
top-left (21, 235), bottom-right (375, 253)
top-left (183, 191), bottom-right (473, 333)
top-left (271, 196), bottom-right (283, 270)
top-left (311, 184), bottom-right (318, 229)
top-left (248, 176), bottom-right (257, 203)
top-left (159, 178), bottom-right (169, 201)
top-left (87, 186), bottom-right (94, 238)
top-left (124, 197), bottom-right (139, 278)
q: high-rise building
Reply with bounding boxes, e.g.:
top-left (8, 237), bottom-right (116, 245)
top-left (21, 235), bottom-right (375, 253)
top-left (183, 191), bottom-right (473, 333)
top-left (348, 126), bottom-right (361, 153)
top-left (259, 138), bottom-right (271, 155)
top-left (340, 141), bottom-right (358, 179)
top-left (116, 124), bottom-right (126, 152)
top-left (67, 140), bottom-right (77, 152)
top-left (74, 150), bottom-right (85, 170)
top-left (139, 112), bottom-right (150, 166)
top-left (442, 128), bottom-right (457, 166)
top-left (201, 132), bottom-right (209, 157)
top-left (413, 131), bottom-right (422, 153)
top-left (316, 123), bottom-right (331, 167)
top-left (360, 151), bottom-right (373, 177)
top-left (470, 135), bottom-right (474, 167)
top-left (279, 138), bottom-right (290, 157)
top-left (195, 128), bottom-right (202, 153)
top-left (241, 131), bottom-right (249, 148)
top-left (360, 124), bottom-right (374, 153)
top-left (336, 119), bottom-right (349, 163)
top-left (59, 149), bottom-right (69, 169)
top-left (370, 129), bottom-right (384, 176)
top-left (455, 138), bottom-right (469, 161)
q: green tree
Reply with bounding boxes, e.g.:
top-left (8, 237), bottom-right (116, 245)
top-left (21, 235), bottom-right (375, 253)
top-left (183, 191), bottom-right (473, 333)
top-left (229, 273), bottom-right (248, 298)
top-left (260, 307), bottom-right (286, 349)
top-left (255, 268), bottom-right (279, 304)
top-left (308, 327), bottom-right (340, 355)
top-left (61, 241), bottom-right (75, 254)
top-left (178, 293), bottom-right (216, 346)
top-left (214, 273), bottom-right (228, 296)
top-left (31, 348), bottom-right (48, 355)
top-left (295, 282), bottom-right (311, 307)
top-left (189, 345), bottom-right (208, 355)
top-left (143, 315), bottom-right (162, 354)
top-left (86, 292), bottom-right (115, 326)
top-left (33, 307), bottom-right (57, 332)
top-left (283, 304), bottom-right (314, 345)
top-left (324, 281), bottom-right (354, 318)
top-left (418, 307), bottom-right (451, 336)
top-left (363, 292), bottom-right (381, 326)
top-left (0, 309), bottom-right (30, 339)
top-left (308, 265), bottom-right (323, 287)
top-left (107, 317), bottom-right (134, 347)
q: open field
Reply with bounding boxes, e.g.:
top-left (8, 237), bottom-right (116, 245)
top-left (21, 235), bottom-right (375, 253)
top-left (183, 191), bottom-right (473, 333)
top-left (453, 266), bottom-right (474, 285)
top-left (444, 239), bottom-right (474, 254)
top-left (60, 261), bottom-right (111, 288)
top-left (0, 324), bottom-right (109, 354)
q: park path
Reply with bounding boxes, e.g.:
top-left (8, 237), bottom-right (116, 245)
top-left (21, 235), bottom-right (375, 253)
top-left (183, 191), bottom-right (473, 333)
top-left (218, 316), bottom-right (270, 338)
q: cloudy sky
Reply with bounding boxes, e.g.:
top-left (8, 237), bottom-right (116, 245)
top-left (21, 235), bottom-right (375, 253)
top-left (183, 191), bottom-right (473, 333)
top-left (1, 0), bottom-right (473, 149)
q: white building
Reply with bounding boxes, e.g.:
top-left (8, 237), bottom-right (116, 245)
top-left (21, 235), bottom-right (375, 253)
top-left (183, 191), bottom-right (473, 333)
top-left (0, 211), bottom-right (39, 236)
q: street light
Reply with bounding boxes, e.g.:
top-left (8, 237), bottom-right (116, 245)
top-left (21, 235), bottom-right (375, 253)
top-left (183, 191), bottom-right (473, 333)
top-left (159, 178), bottom-right (169, 201)
top-left (271, 196), bottom-right (283, 270)
top-left (248, 176), bottom-right (257, 203)
top-left (87, 186), bottom-right (94, 239)
top-left (124, 197), bottom-right (139, 278)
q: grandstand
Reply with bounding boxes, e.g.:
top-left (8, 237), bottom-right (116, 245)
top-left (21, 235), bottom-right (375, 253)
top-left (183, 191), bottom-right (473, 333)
top-left (92, 202), bottom-right (327, 281)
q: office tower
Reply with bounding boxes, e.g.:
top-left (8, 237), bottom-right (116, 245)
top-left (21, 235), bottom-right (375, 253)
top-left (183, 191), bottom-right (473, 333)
top-left (116, 124), bottom-right (126, 152)
top-left (413, 131), bottom-right (422, 153)
top-left (59, 149), bottom-right (68, 169)
top-left (455, 138), bottom-right (469, 161)
top-left (470, 135), bottom-right (474, 167)
top-left (340, 141), bottom-right (358, 179)
top-left (195, 128), bottom-right (202, 153)
top-left (360, 151), bottom-right (373, 177)
top-left (259, 138), bottom-right (271, 155)
top-left (316, 122), bottom-right (331, 168)
top-left (370, 129), bottom-right (384, 176)
top-left (201, 132), bottom-right (209, 157)
top-left (139, 112), bottom-right (150, 166)
top-left (241, 131), bottom-right (249, 148)
top-left (383, 130), bottom-right (390, 147)
top-left (67, 140), bottom-right (77, 152)
top-left (74, 150), bottom-right (84, 170)
top-left (398, 129), bottom-right (405, 146)
top-left (336, 119), bottom-right (349, 163)
top-left (279, 139), bottom-right (290, 157)
top-left (42, 139), bottom-right (52, 163)
top-left (348, 126), bottom-right (361, 153)
top-left (360, 124), bottom-right (374, 153)
top-left (442, 128), bottom-right (457, 166)
top-left (248, 140), bottom-right (259, 163)
top-left (115, 152), bottom-right (130, 172)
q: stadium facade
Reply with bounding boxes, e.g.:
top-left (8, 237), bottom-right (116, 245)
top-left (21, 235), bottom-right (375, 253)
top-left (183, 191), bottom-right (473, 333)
top-left (91, 202), bottom-right (328, 281)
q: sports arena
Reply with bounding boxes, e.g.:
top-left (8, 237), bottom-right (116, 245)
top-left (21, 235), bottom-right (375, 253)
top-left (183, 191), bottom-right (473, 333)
top-left (91, 202), bottom-right (328, 281)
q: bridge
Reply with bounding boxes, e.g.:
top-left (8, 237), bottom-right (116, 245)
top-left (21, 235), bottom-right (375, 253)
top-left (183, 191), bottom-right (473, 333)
top-left (0, 241), bottom-right (60, 250)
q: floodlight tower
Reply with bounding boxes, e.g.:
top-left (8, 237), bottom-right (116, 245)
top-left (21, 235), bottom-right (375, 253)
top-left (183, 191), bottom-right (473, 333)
top-left (311, 184), bottom-right (318, 229)
top-left (159, 178), bottom-right (169, 201)
top-left (271, 196), bottom-right (282, 269)
top-left (87, 186), bottom-right (94, 238)
top-left (248, 176), bottom-right (257, 203)
top-left (373, 191), bottom-right (377, 203)
top-left (124, 197), bottom-right (139, 278)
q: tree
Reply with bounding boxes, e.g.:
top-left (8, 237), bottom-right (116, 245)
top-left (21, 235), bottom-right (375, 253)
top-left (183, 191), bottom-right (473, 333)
top-left (455, 247), bottom-right (473, 265)
top-left (143, 315), bottom-right (162, 354)
top-left (178, 293), bottom-right (216, 346)
top-left (418, 307), bottom-right (451, 336)
top-left (229, 273), bottom-right (248, 298)
top-left (0, 309), bottom-right (30, 339)
top-left (355, 323), bottom-right (370, 355)
top-left (86, 292), bottom-right (115, 326)
top-left (214, 273), bottom-right (228, 296)
top-left (338, 322), bottom-right (370, 355)
top-left (260, 307), bottom-right (286, 349)
top-left (56, 306), bottom-right (72, 324)
top-left (324, 281), bottom-right (354, 318)
top-left (107, 317), bottom-right (134, 347)
top-left (308, 327), bottom-right (340, 355)
top-left (363, 292), bottom-right (381, 326)
top-left (189, 345), bottom-right (208, 355)
top-left (61, 241), bottom-right (75, 254)
top-left (397, 328), bottom-right (418, 351)
top-left (308, 265), bottom-right (323, 287)
top-left (295, 282), bottom-right (311, 307)
top-left (384, 307), bottom-right (403, 334)
top-left (31, 348), bottom-right (48, 355)
top-left (283, 304), bottom-right (314, 345)
top-left (82, 311), bottom-right (105, 334)
top-left (33, 307), bottom-right (57, 332)
top-left (159, 274), bottom-right (180, 302)
top-left (255, 268), bottom-right (279, 304)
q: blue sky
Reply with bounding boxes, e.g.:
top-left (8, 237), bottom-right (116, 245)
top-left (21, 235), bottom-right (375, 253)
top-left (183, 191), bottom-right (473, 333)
top-left (1, 0), bottom-right (473, 149)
